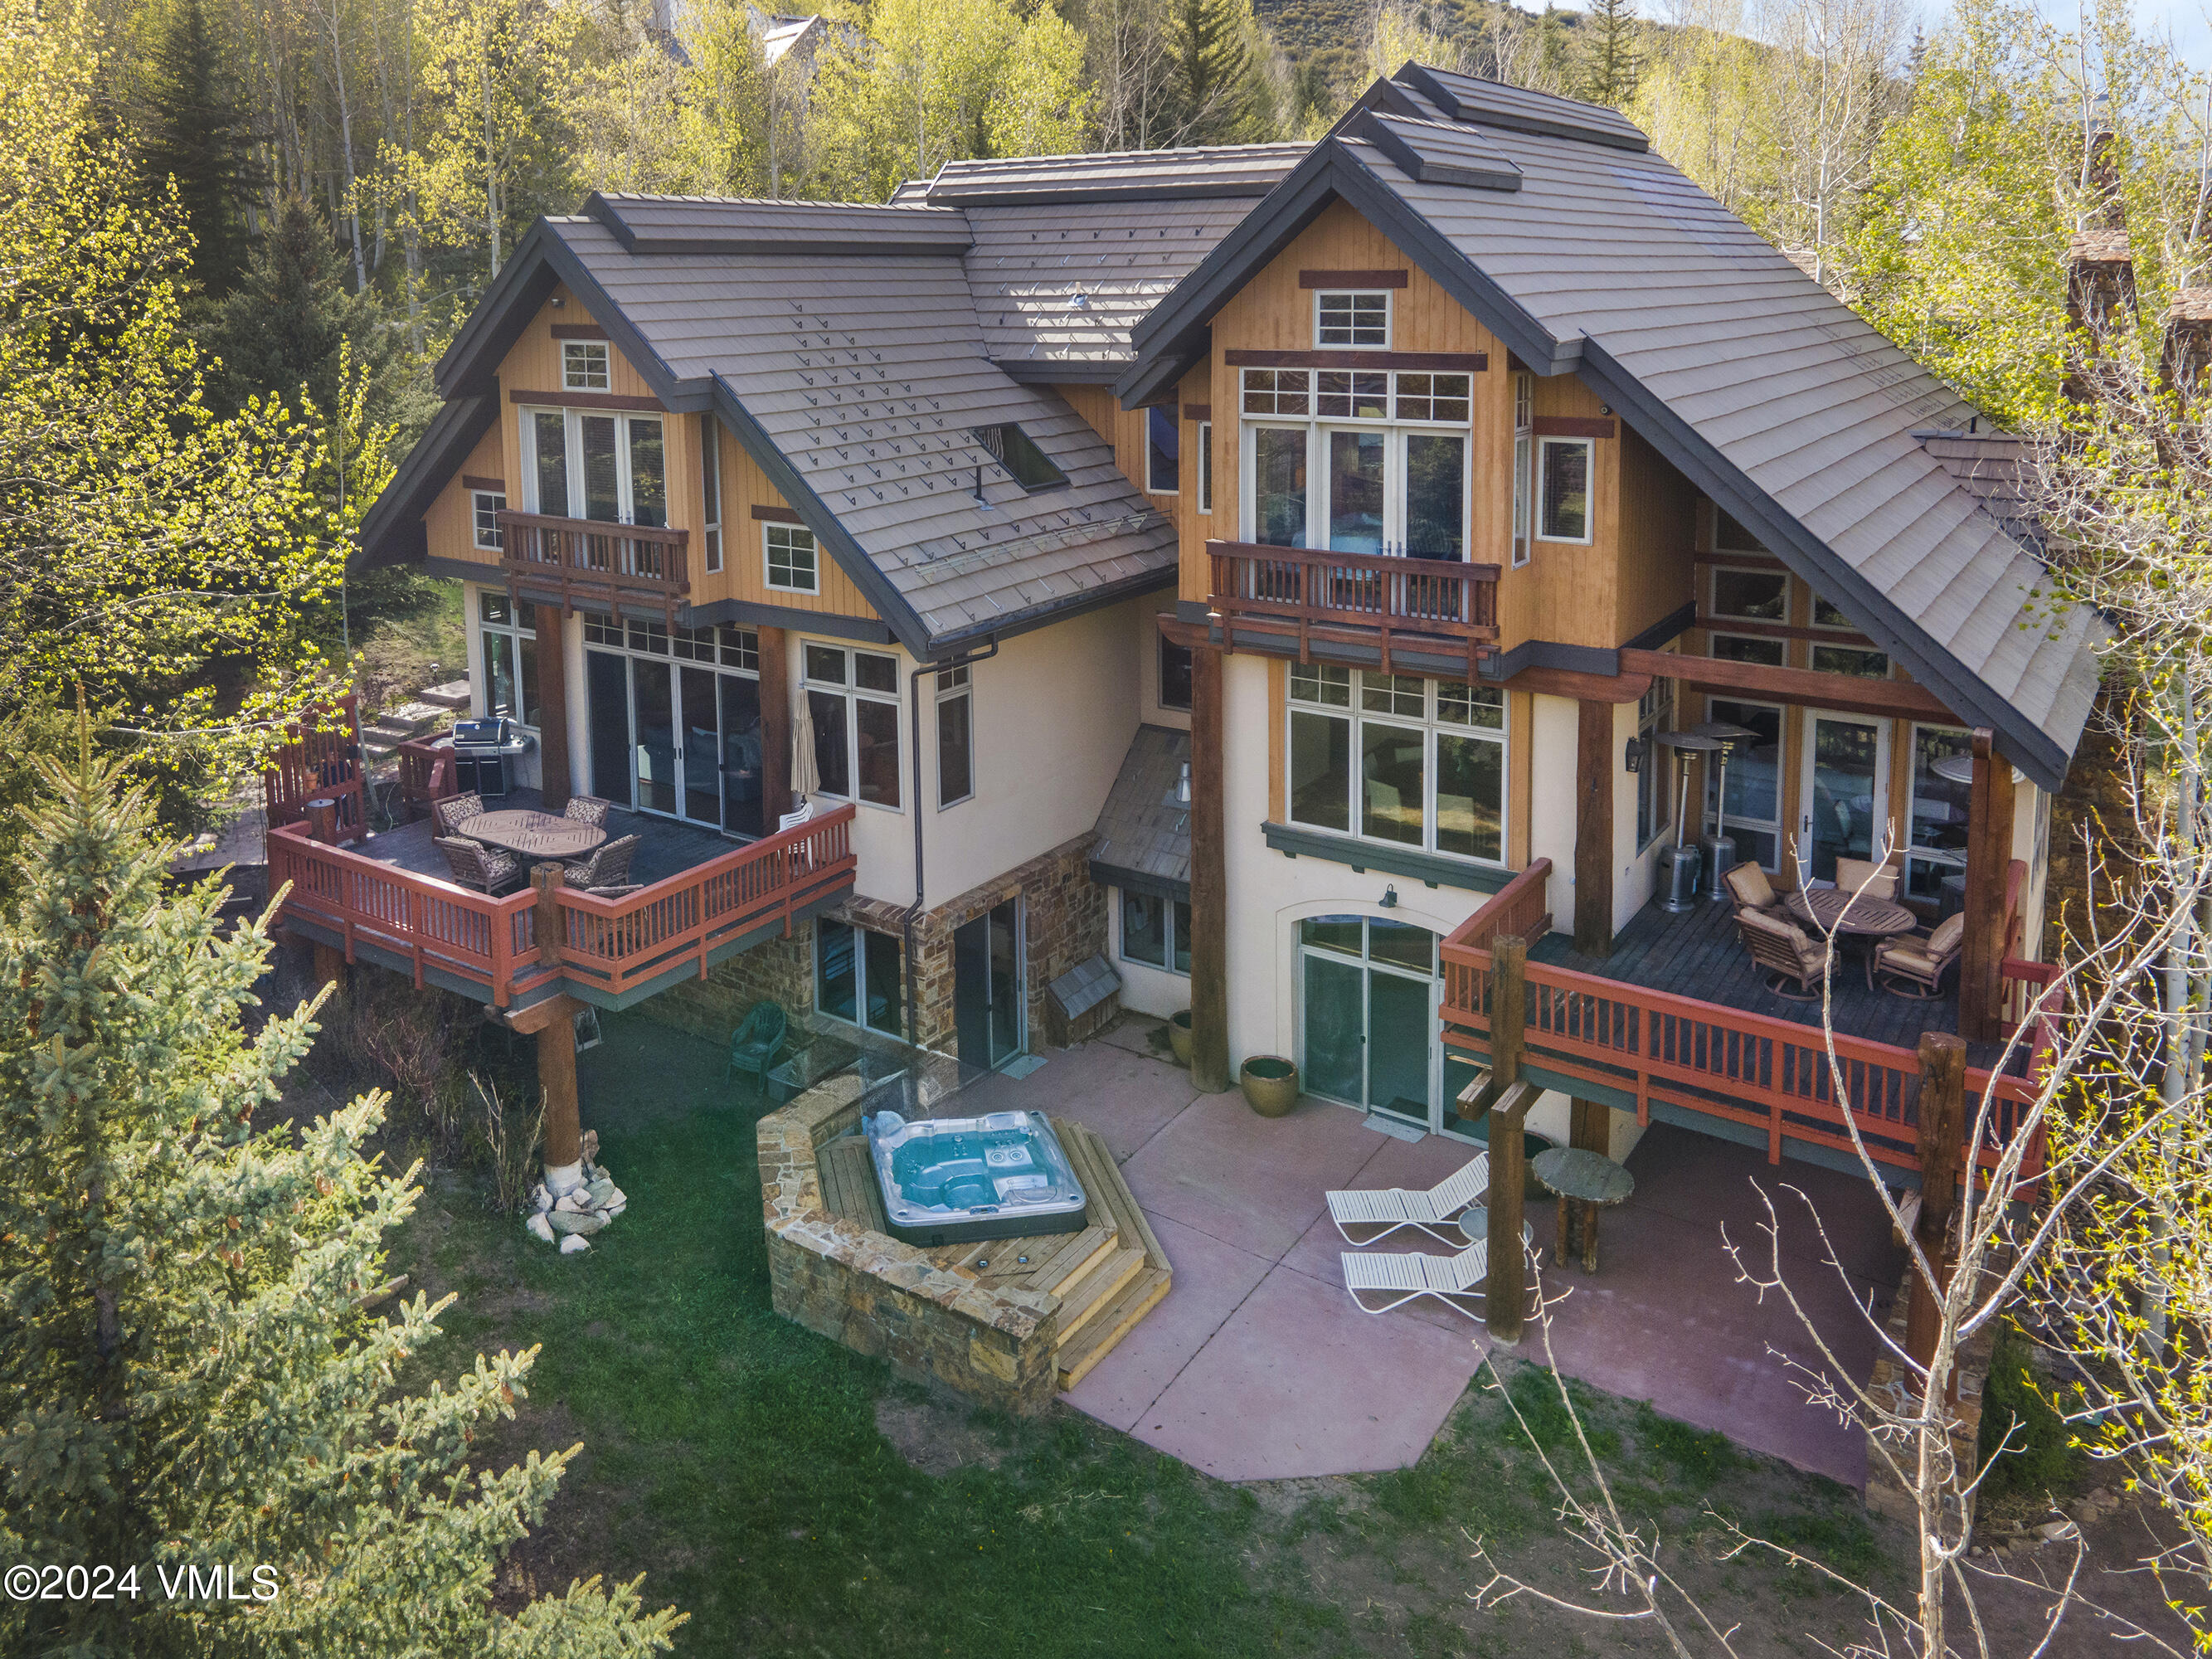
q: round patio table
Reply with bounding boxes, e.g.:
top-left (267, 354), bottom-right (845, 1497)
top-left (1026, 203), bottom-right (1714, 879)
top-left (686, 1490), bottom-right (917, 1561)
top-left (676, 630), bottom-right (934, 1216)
top-left (1784, 888), bottom-right (1918, 988)
top-left (464, 809), bottom-right (605, 863)
top-left (1530, 1147), bottom-right (1633, 1275)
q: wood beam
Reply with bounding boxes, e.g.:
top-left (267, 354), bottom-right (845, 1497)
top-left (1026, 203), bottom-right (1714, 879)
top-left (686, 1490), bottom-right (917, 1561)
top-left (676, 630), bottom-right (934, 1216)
top-left (532, 603), bottom-right (571, 809)
top-left (539, 998), bottom-right (583, 1176)
top-left (1504, 664), bottom-right (1650, 703)
top-left (1621, 648), bottom-right (1956, 723)
top-left (1486, 938), bottom-right (1532, 1346)
top-left (1189, 645), bottom-right (1231, 1093)
top-left (1959, 728), bottom-right (2017, 1042)
top-left (758, 626), bottom-right (793, 823)
top-left (1574, 702), bottom-right (1615, 956)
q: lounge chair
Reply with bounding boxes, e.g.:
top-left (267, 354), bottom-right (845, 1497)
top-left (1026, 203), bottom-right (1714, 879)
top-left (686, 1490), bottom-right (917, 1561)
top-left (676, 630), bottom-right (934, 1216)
top-left (727, 1000), bottom-right (789, 1088)
top-left (562, 834), bottom-right (639, 889)
top-left (1874, 912), bottom-right (1966, 999)
top-left (1835, 855), bottom-right (1899, 902)
top-left (434, 834), bottom-right (522, 895)
top-left (563, 794), bottom-right (613, 828)
top-left (1737, 907), bottom-right (1834, 1000)
top-left (1341, 1223), bottom-right (1533, 1321)
top-left (1721, 860), bottom-right (1782, 917)
top-left (1326, 1153), bottom-right (1490, 1247)
top-left (432, 791), bottom-right (486, 839)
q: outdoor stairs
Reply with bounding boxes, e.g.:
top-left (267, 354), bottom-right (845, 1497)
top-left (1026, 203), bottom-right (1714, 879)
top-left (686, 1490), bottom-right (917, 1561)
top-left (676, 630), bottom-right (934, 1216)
top-left (813, 1117), bottom-right (1171, 1392)
top-left (360, 698), bottom-right (454, 763)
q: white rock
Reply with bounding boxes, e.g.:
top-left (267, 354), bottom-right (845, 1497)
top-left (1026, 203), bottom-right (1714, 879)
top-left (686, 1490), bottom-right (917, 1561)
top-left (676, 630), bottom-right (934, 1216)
top-left (547, 1207), bottom-right (610, 1236)
top-left (525, 1212), bottom-right (556, 1244)
top-left (559, 1233), bottom-right (591, 1253)
top-left (532, 1184), bottom-right (552, 1214)
top-left (2035, 1520), bottom-right (2075, 1541)
top-left (545, 1159), bottom-right (586, 1198)
top-left (554, 1190), bottom-right (592, 1214)
top-left (605, 1200), bottom-right (627, 1220)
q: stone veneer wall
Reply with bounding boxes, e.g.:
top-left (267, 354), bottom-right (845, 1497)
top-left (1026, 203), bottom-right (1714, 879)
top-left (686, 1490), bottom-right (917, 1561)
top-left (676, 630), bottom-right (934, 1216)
top-left (757, 1072), bottom-right (1062, 1413)
top-left (639, 924), bottom-right (818, 1048)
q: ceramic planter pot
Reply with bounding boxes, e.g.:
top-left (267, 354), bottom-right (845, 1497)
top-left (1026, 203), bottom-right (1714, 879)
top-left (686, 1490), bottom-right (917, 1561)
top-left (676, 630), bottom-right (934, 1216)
top-left (1239, 1055), bottom-right (1300, 1117)
top-left (1168, 1009), bottom-right (1194, 1066)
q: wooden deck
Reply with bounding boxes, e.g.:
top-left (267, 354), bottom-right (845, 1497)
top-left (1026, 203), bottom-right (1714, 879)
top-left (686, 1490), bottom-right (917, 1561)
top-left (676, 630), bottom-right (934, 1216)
top-left (344, 789), bottom-right (743, 889)
top-left (816, 1117), bottom-right (1172, 1390)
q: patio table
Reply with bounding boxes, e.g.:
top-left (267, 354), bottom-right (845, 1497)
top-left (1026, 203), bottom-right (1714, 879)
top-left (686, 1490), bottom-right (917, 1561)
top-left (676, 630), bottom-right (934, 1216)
top-left (464, 809), bottom-right (606, 863)
top-left (1784, 888), bottom-right (1918, 988)
top-left (1530, 1147), bottom-right (1633, 1274)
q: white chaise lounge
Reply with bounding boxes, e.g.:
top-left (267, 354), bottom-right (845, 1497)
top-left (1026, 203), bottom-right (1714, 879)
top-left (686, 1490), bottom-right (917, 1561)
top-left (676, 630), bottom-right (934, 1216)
top-left (1341, 1224), bottom-right (1534, 1321)
top-left (1325, 1153), bottom-right (1490, 1247)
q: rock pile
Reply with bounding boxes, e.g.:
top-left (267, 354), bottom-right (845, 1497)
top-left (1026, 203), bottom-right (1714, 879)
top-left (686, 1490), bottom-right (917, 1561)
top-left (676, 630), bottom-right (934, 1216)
top-left (523, 1129), bottom-right (627, 1254)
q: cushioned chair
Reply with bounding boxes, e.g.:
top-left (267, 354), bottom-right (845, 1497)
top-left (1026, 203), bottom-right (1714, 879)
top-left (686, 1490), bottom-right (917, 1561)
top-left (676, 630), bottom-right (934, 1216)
top-left (563, 795), bottom-right (613, 828)
top-left (1722, 860), bottom-right (1782, 916)
top-left (435, 834), bottom-right (521, 895)
top-left (1874, 912), bottom-right (1967, 999)
top-left (1835, 855), bottom-right (1900, 902)
top-left (562, 833), bottom-right (639, 890)
top-left (1737, 907), bottom-right (1835, 1000)
top-left (727, 1000), bottom-right (789, 1089)
top-left (432, 791), bottom-right (486, 839)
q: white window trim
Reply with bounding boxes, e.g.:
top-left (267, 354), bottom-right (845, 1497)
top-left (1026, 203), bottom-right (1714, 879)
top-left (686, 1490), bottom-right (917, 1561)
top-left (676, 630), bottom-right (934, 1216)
top-left (1117, 889), bottom-right (1189, 977)
top-left (1145, 406), bottom-right (1179, 497)
top-left (935, 666), bottom-right (973, 811)
top-left (1237, 405), bottom-right (1473, 560)
top-left (1708, 563), bottom-right (1791, 626)
top-left (1904, 722), bottom-right (1972, 899)
top-left (1312, 289), bottom-right (1393, 349)
top-left (562, 339), bottom-right (610, 392)
top-left (1635, 673), bottom-right (1674, 852)
top-left (1196, 420), bottom-right (1213, 513)
top-left (1705, 695), bottom-right (1786, 873)
top-left (472, 490), bottom-right (507, 552)
top-left (765, 522), bottom-right (819, 595)
top-left (1534, 435), bottom-right (1594, 546)
top-left (520, 405), bottom-right (666, 526)
top-left (801, 641), bottom-right (904, 815)
top-left (700, 414), bottom-right (723, 575)
top-left (476, 590), bottom-right (538, 731)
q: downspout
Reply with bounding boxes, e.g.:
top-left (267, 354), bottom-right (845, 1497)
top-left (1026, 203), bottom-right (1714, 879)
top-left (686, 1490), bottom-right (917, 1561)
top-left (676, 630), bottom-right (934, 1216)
top-left (903, 636), bottom-right (999, 1055)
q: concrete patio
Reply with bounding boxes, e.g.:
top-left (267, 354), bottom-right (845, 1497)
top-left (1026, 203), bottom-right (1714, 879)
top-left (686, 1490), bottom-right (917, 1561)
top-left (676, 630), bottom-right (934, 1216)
top-left (957, 1016), bottom-right (1907, 1487)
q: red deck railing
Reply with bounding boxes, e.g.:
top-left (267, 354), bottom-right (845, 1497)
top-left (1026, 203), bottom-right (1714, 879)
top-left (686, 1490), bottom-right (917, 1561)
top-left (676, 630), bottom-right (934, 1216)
top-left (1206, 539), bottom-right (1500, 675)
top-left (263, 694), bottom-right (367, 838)
top-left (1439, 860), bottom-right (2054, 1182)
top-left (269, 803), bottom-right (857, 1009)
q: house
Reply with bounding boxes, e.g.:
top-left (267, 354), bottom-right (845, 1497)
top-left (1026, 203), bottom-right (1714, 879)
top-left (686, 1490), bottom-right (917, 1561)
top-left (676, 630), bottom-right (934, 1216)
top-left (328, 66), bottom-right (2092, 1196)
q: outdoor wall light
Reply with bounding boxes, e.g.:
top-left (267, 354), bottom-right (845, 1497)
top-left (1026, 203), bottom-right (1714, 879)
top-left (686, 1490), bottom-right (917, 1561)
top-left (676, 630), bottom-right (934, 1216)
top-left (1624, 736), bottom-right (1646, 774)
top-left (1379, 884), bottom-right (1400, 909)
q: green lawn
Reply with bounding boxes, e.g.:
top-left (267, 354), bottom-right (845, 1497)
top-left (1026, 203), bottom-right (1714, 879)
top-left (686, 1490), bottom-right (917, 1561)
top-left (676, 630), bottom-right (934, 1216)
top-left (391, 1010), bottom-right (1904, 1659)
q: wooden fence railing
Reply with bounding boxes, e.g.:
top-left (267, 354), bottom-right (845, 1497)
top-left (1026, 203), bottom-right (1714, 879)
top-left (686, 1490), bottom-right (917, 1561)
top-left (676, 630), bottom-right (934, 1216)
top-left (263, 695), bottom-right (366, 839)
top-left (269, 803), bottom-right (856, 1008)
top-left (1206, 539), bottom-right (1500, 676)
top-left (1438, 873), bottom-right (2054, 1183)
top-left (397, 730), bottom-right (456, 815)
top-left (497, 510), bottom-right (688, 627)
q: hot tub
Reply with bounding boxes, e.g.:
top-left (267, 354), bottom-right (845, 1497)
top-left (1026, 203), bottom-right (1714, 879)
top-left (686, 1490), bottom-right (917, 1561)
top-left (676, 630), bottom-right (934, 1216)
top-left (866, 1107), bottom-right (1089, 1246)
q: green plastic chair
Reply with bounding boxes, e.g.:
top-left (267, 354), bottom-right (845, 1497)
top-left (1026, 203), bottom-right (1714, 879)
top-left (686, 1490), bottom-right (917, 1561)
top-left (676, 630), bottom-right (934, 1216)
top-left (727, 1000), bottom-right (788, 1091)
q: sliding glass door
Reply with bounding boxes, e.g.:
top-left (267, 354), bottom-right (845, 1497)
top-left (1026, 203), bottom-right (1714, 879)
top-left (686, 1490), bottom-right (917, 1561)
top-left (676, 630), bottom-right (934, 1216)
top-left (1298, 916), bottom-right (1441, 1131)
top-left (582, 619), bottom-right (763, 835)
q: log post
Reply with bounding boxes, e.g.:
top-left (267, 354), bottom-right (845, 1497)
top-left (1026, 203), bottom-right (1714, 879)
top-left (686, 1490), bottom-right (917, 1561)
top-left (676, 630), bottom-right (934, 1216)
top-left (1486, 937), bottom-right (1530, 1345)
top-left (758, 626), bottom-right (792, 824)
top-left (305, 797), bottom-right (338, 844)
top-left (1189, 641), bottom-right (1230, 1093)
top-left (311, 941), bottom-right (347, 990)
top-left (532, 602), bottom-right (571, 810)
top-left (1566, 1097), bottom-right (1610, 1264)
top-left (1574, 700), bottom-right (1615, 956)
top-left (1906, 1031), bottom-right (1966, 1395)
top-left (533, 863), bottom-right (565, 967)
top-left (1959, 729), bottom-right (2017, 1042)
top-left (539, 1001), bottom-right (583, 1190)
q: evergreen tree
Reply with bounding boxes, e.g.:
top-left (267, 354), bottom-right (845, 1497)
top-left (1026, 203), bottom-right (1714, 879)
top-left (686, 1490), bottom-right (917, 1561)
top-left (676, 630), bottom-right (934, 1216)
top-left (0, 745), bottom-right (684, 1657)
top-left (204, 192), bottom-right (362, 416)
top-left (1576, 0), bottom-right (1641, 108)
top-left (1174, 0), bottom-right (1254, 144)
top-left (137, 0), bottom-right (260, 293)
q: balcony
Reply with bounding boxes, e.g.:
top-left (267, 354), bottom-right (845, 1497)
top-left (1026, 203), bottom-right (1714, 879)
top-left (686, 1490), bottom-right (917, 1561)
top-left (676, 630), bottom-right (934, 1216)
top-left (1206, 539), bottom-right (1500, 677)
top-left (497, 510), bottom-right (689, 625)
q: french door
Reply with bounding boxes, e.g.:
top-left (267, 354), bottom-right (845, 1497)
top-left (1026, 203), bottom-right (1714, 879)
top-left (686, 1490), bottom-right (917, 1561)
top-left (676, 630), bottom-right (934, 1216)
top-left (1798, 710), bottom-right (1890, 883)
top-left (526, 408), bottom-right (667, 528)
top-left (584, 649), bottom-right (763, 836)
top-left (1244, 425), bottom-right (1469, 561)
top-left (1298, 916), bottom-right (1441, 1131)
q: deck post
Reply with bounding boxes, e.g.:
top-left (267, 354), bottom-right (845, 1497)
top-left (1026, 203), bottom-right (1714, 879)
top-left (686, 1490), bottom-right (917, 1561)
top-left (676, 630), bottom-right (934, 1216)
top-left (533, 863), bottom-right (565, 967)
top-left (1907, 1031), bottom-right (1966, 1395)
top-left (1189, 641), bottom-right (1230, 1093)
top-left (1574, 701), bottom-right (1615, 956)
top-left (311, 941), bottom-right (347, 990)
top-left (538, 1000), bottom-right (583, 1191)
top-left (1486, 937), bottom-right (1530, 1345)
top-left (1959, 729), bottom-right (2016, 1042)
top-left (759, 626), bottom-right (793, 824)
top-left (532, 603), bottom-right (571, 810)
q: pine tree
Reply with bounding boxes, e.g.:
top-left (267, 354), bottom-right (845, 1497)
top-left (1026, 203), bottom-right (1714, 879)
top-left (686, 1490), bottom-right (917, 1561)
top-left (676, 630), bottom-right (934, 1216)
top-left (1576, 0), bottom-right (1641, 108)
top-left (1174, 0), bottom-right (1254, 144)
top-left (204, 192), bottom-right (362, 416)
top-left (137, 0), bottom-right (261, 293)
top-left (0, 743), bottom-right (684, 1657)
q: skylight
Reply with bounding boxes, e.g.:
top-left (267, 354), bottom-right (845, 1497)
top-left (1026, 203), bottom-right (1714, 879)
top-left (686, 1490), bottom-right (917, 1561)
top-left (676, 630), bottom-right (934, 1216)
top-left (973, 424), bottom-right (1068, 493)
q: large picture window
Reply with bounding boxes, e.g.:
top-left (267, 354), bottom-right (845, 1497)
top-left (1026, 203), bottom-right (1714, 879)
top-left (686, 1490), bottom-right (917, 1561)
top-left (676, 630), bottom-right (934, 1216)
top-left (805, 643), bottom-right (902, 810)
top-left (523, 406), bottom-right (665, 528)
top-left (581, 613), bottom-right (764, 835)
top-left (479, 591), bottom-right (537, 727)
top-left (1286, 665), bottom-right (1506, 864)
top-left (1239, 368), bottom-right (1471, 561)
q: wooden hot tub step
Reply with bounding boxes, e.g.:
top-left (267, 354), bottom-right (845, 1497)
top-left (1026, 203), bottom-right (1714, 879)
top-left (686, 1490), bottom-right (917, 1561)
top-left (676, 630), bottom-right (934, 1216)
top-left (1053, 1246), bottom-right (1147, 1343)
top-left (1057, 1267), bottom-right (1173, 1389)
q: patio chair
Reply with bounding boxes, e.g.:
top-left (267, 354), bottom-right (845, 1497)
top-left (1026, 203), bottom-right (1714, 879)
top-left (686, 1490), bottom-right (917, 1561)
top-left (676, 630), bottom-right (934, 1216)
top-left (1835, 855), bottom-right (1899, 902)
top-left (1721, 860), bottom-right (1782, 917)
top-left (1874, 912), bottom-right (1966, 999)
top-left (563, 794), bottom-right (613, 828)
top-left (1326, 1152), bottom-right (1490, 1247)
top-left (727, 1000), bottom-right (789, 1088)
top-left (431, 791), bottom-right (486, 839)
top-left (562, 834), bottom-right (639, 889)
top-left (1341, 1222), bottom-right (1533, 1321)
top-left (434, 834), bottom-right (522, 895)
top-left (1736, 907), bottom-right (1834, 1000)
top-left (777, 796), bottom-right (817, 834)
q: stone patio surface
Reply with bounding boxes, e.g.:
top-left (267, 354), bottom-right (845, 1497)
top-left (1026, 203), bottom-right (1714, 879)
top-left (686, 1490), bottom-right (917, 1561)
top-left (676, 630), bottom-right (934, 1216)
top-left (960, 1019), bottom-right (1904, 1486)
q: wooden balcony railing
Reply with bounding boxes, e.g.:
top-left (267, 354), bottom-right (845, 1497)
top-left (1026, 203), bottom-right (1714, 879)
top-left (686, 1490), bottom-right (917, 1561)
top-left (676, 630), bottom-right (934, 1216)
top-left (1438, 862), bottom-right (2054, 1185)
top-left (1206, 539), bottom-right (1500, 676)
top-left (263, 694), bottom-right (366, 839)
top-left (268, 803), bottom-right (857, 1010)
top-left (497, 510), bottom-right (689, 626)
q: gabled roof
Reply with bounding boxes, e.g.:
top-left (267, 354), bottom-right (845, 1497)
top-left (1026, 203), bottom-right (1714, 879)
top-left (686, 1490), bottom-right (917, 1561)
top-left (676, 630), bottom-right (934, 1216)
top-left (1120, 69), bottom-right (2102, 791)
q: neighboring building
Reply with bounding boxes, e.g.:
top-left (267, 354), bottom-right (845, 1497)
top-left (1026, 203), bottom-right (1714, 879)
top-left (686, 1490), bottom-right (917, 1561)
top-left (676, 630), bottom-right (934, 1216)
top-left (337, 67), bottom-right (2093, 1186)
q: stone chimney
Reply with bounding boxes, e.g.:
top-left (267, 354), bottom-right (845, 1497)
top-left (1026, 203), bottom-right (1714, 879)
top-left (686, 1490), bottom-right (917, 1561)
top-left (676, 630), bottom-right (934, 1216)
top-left (2161, 288), bottom-right (2212, 401)
top-left (2064, 230), bottom-right (2137, 342)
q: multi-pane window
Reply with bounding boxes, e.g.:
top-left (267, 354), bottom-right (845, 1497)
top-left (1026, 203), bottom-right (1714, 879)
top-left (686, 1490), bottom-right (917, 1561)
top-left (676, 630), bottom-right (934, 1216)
top-left (1635, 674), bottom-right (1674, 849)
top-left (473, 491), bottom-right (506, 551)
top-left (1241, 369), bottom-right (1471, 561)
top-left (1905, 725), bottom-right (1972, 903)
top-left (1146, 407), bottom-right (1179, 494)
top-left (1811, 644), bottom-right (1891, 679)
top-left (766, 523), bottom-right (819, 593)
top-left (478, 591), bottom-right (537, 727)
top-left (1537, 436), bottom-right (1592, 542)
top-left (562, 340), bottom-right (610, 392)
top-left (700, 414), bottom-right (722, 574)
top-left (1711, 567), bottom-right (1787, 621)
top-left (1705, 698), bottom-right (1784, 869)
top-left (583, 613), bottom-right (762, 833)
top-left (1711, 633), bottom-right (1787, 667)
top-left (1315, 290), bottom-right (1389, 347)
top-left (818, 918), bottom-right (903, 1037)
top-left (1158, 636), bottom-right (1193, 713)
top-left (1121, 890), bottom-right (1191, 975)
top-left (525, 407), bottom-right (665, 527)
top-left (1286, 665), bottom-right (1506, 863)
top-left (1196, 421), bottom-right (1213, 513)
top-left (804, 643), bottom-right (902, 809)
top-left (936, 664), bottom-right (973, 808)
top-left (1511, 372), bottom-right (1532, 567)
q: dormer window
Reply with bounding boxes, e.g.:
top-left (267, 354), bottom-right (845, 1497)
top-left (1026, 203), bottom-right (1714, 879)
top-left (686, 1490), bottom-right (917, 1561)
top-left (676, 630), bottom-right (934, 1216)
top-left (1315, 290), bottom-right (1389, 348)
top-left (972, 422), bottom-right (1067, 493)
top-left (562, 340), bottom-right (610, 392)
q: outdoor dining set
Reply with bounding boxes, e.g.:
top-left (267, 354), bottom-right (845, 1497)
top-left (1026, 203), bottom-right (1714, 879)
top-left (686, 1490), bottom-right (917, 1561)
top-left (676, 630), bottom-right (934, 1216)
top-left (430, 792), bottom-right (641, 898)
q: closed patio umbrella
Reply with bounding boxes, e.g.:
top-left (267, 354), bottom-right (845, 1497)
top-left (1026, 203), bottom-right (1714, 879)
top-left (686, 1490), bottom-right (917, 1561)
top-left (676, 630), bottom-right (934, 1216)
top-left (790, 686), bottom-right (821, 802)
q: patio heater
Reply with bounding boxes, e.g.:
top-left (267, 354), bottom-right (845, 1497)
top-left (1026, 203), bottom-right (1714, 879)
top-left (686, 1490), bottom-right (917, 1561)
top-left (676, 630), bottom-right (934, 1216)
top-left (1655, 732), bottom-right (1720, 912)
top-left (1691, 720), bottom-right (1757, 902)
